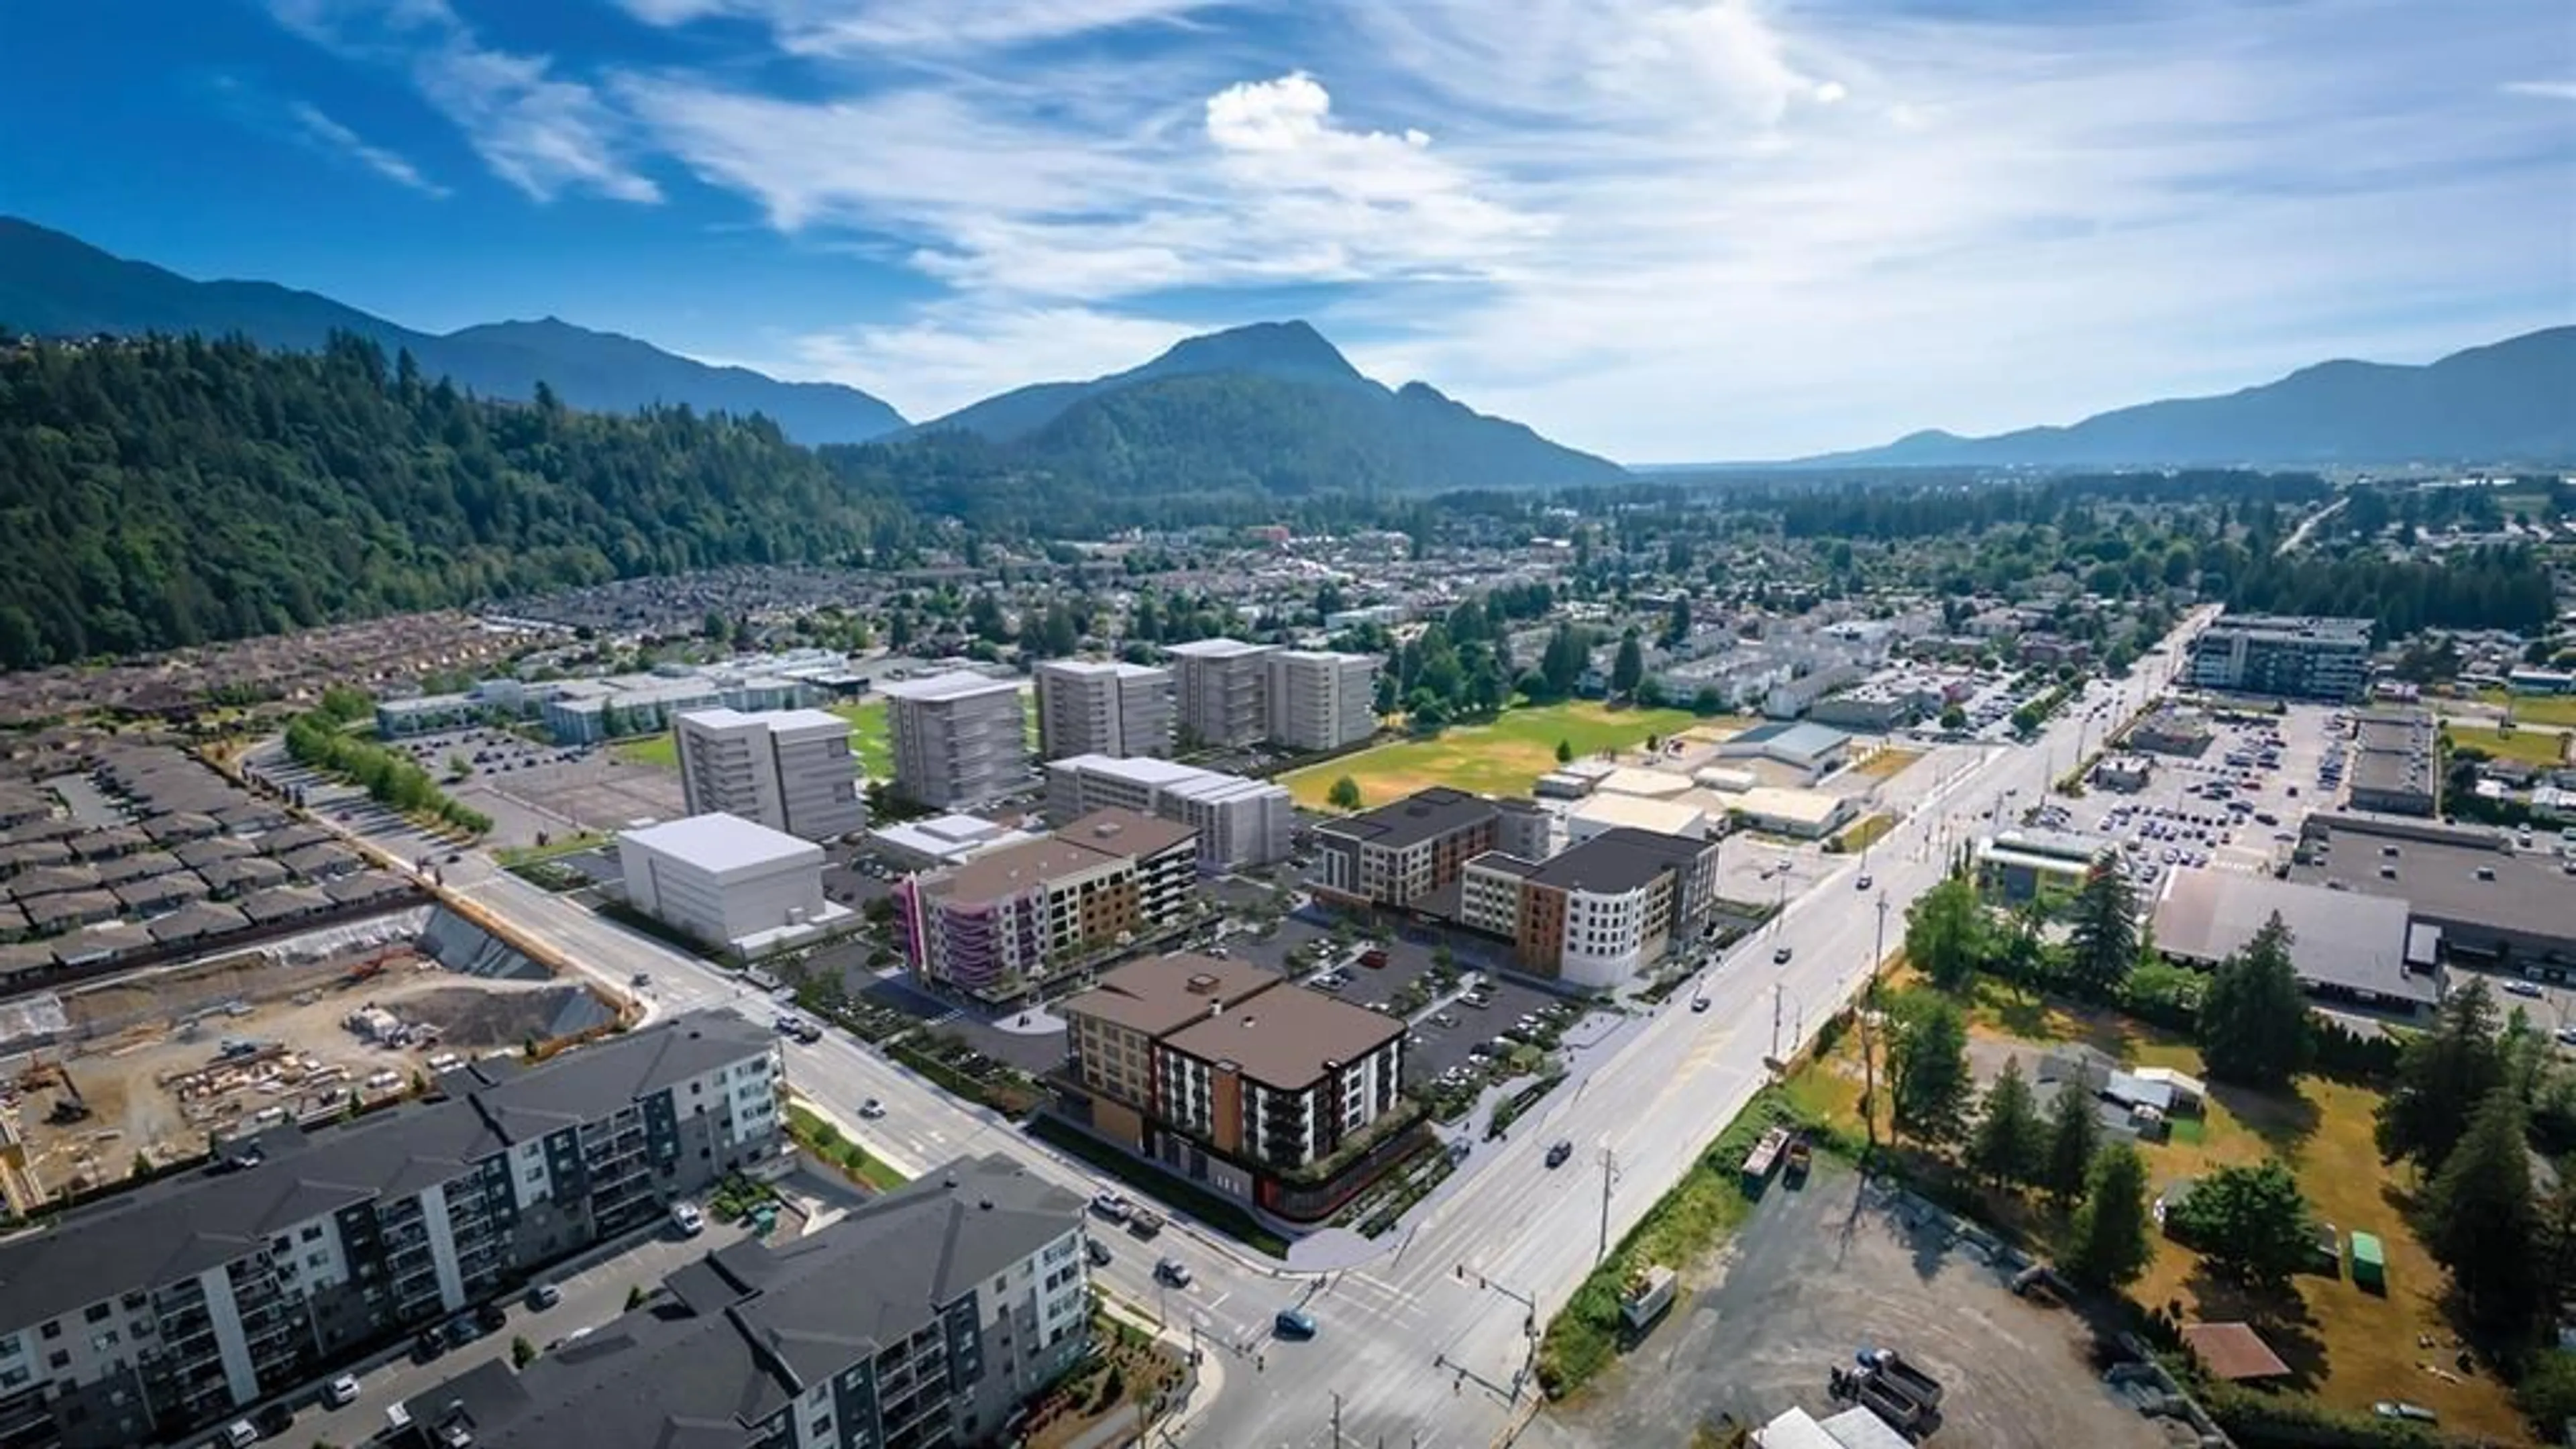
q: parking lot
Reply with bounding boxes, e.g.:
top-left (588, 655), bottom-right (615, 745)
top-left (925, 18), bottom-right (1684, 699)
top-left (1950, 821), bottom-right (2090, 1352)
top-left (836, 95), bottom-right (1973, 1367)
top-left (1536, 1164), bottom-right (2169, 1449)
top-left (451, 749), bottom-right (690, 849)
top-left (2079, 700), bottom-right (2345, 896)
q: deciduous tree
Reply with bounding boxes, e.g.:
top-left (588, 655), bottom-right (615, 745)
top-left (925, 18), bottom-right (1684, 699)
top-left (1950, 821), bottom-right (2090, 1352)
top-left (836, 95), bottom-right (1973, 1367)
top-left (2171, 1160), bottom-right (2313, 1293)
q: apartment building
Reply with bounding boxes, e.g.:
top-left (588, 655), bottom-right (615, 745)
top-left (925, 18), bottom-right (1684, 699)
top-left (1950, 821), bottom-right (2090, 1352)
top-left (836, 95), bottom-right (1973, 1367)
top-left (1457, 827), bottom-right (1719, 990)
top-left (896, 809), bottom-right (1197, 1002)
top-left (1165, 639), bottom-right (1277, 749)
top-left (1264, 649), bottom-right (1379, 753)
top-left (1043, 753), bottom-right (1295, 869)
top-left (1312, 787), bottom-right (1499, 908)
top-left (674, 708), bottom-right (866, 841)
top-left (390, 1155), bottom-right (1089, 1449)
top-left (1034, 660), bottom-right (1175, 761)
top-left (1058, 955), bottom-right (1411, 1220)
top-left (882, 672), bottom-right (1030, 809)
top-left (0, 1017), bottom-right (781, 1449)
top-left (2186, 614), bottom-right (2372, 701)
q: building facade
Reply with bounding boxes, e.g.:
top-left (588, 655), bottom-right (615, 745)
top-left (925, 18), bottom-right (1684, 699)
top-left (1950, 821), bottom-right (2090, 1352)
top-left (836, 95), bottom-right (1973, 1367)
top-left (2186, 614), bottom-right (2371, 701)
top-left (392, 1155), bottom-right (1089, 1449)
top-left (1972, 828), bottom-right (2114, 907)
top-left (2347, 709), bottom-right (2438, 817)
top-left (0, 1018), bottom-right (781, 1449)
top-left (1034, 660), bottom-right (1175, 761)
top-left (1456, 828), bottom-right (1719, 990)
top-left (896, 810), bottom-right (1197, 1001)
top-left (1165, 639), bottom-right (1277, 749)
top-left (1264, 650), bottom-right (1378, 753)
top-left (882, 673), bottom-right (1030, 810)
top-left (1057, 955), bottom-right (1413, 1220)
top-left (675, 708), bottom-right (866, 842)
top-left (1312, 788), bottom-right (1500, 908)
top-left (618, 814), bottom-right (849, 957)
top-left (1042, 754), bottom-right (1294, 870)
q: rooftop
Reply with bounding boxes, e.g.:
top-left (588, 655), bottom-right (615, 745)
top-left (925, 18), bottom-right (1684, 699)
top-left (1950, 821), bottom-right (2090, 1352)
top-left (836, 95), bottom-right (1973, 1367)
top-left (1729, 786), bottom-right (1849, 828)
top-left (2202, 613), bottom-right (2372, 643)
top-left (2151, 867), bottom-right (2431, 1006)
top-left (1163, 979), bottom-right (1405, 1090)
top-left (1565, 793), bottom-right (1707, 839)
top-left (1316, 786), bottom-right (1497, 851)
top-left (1039, 658), bottom-right (1169, 680)
top-left (1721, 720), bottom-right (1852, 760)
top-left (622, 812), bottom-right (822, 874)
top-left (1523, 826), bottom-right (1709, 894)
top-left (2292, 814), bottom-right (2576, 948)
top-left (1058, 953), bottom-right (1287, 1036)
top-left (1164, 637), bottom-right (1277, 659)
top-left (929, 808), bottom-right (1194, 902)
top-left (2182, 1322), bottom-right (2294, 1382)
top-left (878, 669), bottom-right (1021, 703)
top-left (676, 705), bottom-right (851, 735)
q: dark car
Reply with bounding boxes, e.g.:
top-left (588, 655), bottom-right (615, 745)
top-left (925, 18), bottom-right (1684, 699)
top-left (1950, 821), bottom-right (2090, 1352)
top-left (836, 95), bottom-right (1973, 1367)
top-left (1772, 945), bottom-right (1794, 964)
top-left (411, 1329), bottom-right (447, 1364)
top-left (250, 1403), bottom-right (294, 1436)
top-left (1545, 1140), bottom-right (1574, 1169)
top-left (1085, 1238), bottom-right (1113, 1267)
top-left (1273, 1308), bottom-right (1318, 1340)
top-left (475, 1302), bottom-right (508, 1333)
top-left (527, 1282), bottom-right (563, 1311)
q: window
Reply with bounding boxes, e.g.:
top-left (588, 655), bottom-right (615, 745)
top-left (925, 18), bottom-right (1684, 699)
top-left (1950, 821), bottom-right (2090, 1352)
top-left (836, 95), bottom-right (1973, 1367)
top-left (119, 1291), bottom-right (147, 1312)
top-left (46, 1350), bottom-right (68, 1371)
top-left (301, 1224), bottom-right (324, 1242)
top-left (0, 1366), bottom-right (25, 1389)
top-left (91, 1331), bottom-right (117, 1352)
top-left (83, 1304), bottom-right (110, 1325)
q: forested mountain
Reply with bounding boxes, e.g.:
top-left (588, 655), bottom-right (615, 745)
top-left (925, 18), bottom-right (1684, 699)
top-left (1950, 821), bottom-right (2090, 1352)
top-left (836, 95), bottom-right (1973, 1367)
top-left (0, 217), bottom-right (908, 443)
top-left (0, 333), bottom-right (915, 669)
top-left (853, 321), bottom-right (1627, 521)
top-left (1801, 326), bottom-right (2576, 468)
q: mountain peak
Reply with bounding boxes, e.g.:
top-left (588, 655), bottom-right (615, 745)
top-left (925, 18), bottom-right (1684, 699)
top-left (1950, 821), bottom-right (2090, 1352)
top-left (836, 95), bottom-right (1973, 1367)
top-left (1134, 319), bottom-right (1366, 387)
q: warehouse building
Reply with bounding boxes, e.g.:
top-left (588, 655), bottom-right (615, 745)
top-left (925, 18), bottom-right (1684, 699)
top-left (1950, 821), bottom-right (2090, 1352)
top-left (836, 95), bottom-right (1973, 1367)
top-left (1725, 786), bottom-right (1857, 841)
top-left (1974, 828), bottom-right (2117, 908)
top-left (2292, 813), bottom-right (2576, 979)
top-left (617, 813), bottom-right (849, 957)
top-left (2151, 866), bottom-right (2438, 1018)
top-left (0, 1016), bottom-right (781, 1449)
top-left (1715, 721), bottom-right (1854, 784)
top-left (2347, 708), bottom-right (2438, 818)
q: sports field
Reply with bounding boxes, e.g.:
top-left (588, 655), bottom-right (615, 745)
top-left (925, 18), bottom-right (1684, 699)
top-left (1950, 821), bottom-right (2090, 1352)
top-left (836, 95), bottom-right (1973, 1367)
top-left (1278, 701), bottom-right (1711, 811)
top-left (611, 699), bottom-right (894, 776)
top-left (2447, 722), bottom-right (2569, 767)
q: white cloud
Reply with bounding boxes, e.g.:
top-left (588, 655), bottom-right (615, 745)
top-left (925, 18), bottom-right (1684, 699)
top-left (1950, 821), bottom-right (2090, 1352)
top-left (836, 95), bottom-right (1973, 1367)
top-left (286, 101), bottom-right (449, 196)
top-left (1811, 79), bottom-right (1847, 104)
top-left (2502, 78), bottom-right (2576, 100)
top-left (266, 0), bottom-right (659, 203)
top-left (610, 0), bottom-right (1224, 54)
top-left (770, 305), bottom-right (1205, 420)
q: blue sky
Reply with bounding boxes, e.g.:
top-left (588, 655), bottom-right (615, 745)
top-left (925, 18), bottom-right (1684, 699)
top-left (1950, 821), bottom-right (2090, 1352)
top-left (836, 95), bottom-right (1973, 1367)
top-left (3, 0), bottom-right (2570, 460)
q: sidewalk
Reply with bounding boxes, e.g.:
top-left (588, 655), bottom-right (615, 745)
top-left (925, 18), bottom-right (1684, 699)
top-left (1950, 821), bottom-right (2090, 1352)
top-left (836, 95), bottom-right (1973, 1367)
top-left (1094, 1296), bottom-right (1227, 1447)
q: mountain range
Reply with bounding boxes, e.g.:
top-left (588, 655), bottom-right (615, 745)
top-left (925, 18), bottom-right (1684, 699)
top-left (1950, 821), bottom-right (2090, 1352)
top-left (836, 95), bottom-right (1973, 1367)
top-left (1796, 326), bottom-right (2575, 469)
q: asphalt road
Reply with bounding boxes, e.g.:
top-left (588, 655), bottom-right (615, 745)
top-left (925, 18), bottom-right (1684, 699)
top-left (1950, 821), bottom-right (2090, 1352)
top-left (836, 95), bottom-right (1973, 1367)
top-left (265, 611), bottom-right (2207, 1447)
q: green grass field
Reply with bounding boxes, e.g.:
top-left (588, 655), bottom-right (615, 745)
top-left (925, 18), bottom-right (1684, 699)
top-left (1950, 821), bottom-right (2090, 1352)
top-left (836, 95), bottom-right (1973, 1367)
top-left (2449, 722), bottom-right (2569, 767)
top-left (2475, 690), bottom-right (2576, 729)
top-left (609, 698), bottom-right (893, 776)
top-left (1277, 701), bottom-right (1711, 810)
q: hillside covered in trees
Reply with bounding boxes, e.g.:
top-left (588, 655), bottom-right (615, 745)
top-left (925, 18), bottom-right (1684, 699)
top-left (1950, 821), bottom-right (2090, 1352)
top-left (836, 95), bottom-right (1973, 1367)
top-left (0, 333), bottom-right (918, 669)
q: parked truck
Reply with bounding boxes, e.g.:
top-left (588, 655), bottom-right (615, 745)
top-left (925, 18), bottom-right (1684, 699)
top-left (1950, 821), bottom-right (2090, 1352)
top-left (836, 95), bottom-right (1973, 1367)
top-left (1860, 1347), bottom-right (1945, 1409)
top-left (1853, 1373), bottom-right (1928, 1434)
top-left (1784, 1134), bottom-right (1813, 1183)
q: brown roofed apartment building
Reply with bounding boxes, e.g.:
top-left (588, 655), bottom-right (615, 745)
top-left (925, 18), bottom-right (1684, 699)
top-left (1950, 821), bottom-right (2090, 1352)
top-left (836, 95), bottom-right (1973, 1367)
top-left (1057, 953), bottom-right (1414, 1220)
top-left (1312, 786), bottom-right (1500, 908)
top-left (896, 808), bottom-right (1195, 1003)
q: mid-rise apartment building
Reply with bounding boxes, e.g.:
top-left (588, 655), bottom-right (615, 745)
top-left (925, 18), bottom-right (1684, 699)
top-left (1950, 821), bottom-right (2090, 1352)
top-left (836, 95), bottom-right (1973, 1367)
top-left (882, 673), bottom-right (1030, 809)
top-left (1059, 955), bottom-right (1412, 1220)
top-left (0, 1017), bottom-right (781, 1449)
top-left (2186, 614), bottom-right (2371, 701)
top-left (896, 809), bottom-right (1197, 1002)
top-left (1457, 827), bottom-right (1719, 990)
top-left (1043, 753), bottom-right (1295, 869)
top-left (674, 708), bottom-right (866, 841)
top-left (1264, 650), bottom-right (1379, 753)
top-left (1034, 660), bottom-right (1175, 761)
top-left (391, 1152), bottom-right (1088, 1449)
top-left (1165, 639), bottom-right (1277, 749)
top-left (1312, 787), bottom-right (1499, 908)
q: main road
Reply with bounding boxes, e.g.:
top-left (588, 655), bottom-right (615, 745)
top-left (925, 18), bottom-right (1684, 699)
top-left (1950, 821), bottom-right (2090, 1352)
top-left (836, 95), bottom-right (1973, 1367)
top-left (268, 614), bottom-right (2204, 1449)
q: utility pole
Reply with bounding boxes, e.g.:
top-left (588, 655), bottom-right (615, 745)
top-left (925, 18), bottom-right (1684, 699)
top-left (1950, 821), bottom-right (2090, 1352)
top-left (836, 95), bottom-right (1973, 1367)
top-left (1596, 1146), bottom-right (1617, 1265)
top-left (1862, 893), bottom-right (1889, 1157)
top-left (1332, 1391), bottom-right (1342, 1448)
top-left (1771, 981), bottom-right (1783, 1059)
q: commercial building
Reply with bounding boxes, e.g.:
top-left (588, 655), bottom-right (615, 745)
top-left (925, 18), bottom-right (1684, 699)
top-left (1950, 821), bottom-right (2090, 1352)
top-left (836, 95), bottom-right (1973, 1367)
top-left (1565, 792), bottom-right (1709, 847)
top-left (1057, 954), bottom-right (1414, 1220)
top-left (882, 672), bottom-right (1030, 810)
top-left (1313, 787), bottom-right (1499, 908)
top-left (1264, 649), bottom-right (1379, 752)
top-left (1166, 639), bottom-right (1277, 749)
top-left (1725, 786), bottom-right (1858, 841)
top-left (866, 813), bottom-right (1039, 872)
top-left (2347, 708), bottom-right (2438, 817)
top-left (896, 809), bottom-right (1197, 1001)
top-left (2126, 708), bottom-right (2214, 757)
top-left (0, 1016), bottom-right (781, 1449)
top-left (674, 708), bottom-right (866, 842)
top-left (1034, 659), bottom-right (1175, 761)
top-left (2186, 614), bottom-right (2371, 701)
top-left (1974, 828), bottom-right (2115, 908)
top-left (1715, 721), bottom-right (1854, 784)
top-left (618, 814), bottom-right (851, 958)
top-left (390, 1154), bottom-right (1088, 1449)
top-left (1457, 827), bottom-right (1720, 990)
top-left (1043, 753), bottom-right (1294, 870)
top-left (373, 651), bottom-right (865, 745)
top-left (2292, 813), bottom-right (2576, 978)
top-left (2151, 866), bottom-right (2438, 1018)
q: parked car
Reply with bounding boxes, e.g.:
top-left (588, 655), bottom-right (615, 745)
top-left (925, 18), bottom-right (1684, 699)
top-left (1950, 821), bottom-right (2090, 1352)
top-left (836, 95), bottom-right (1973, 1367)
top-left (1691, 996), bottom-right (1710, 1013)
top-left (251, 1403), bottom-right (294, 1436)
top-left (527, 1282), bottom-right (562, 1311)
top-left (1154, 1258), bottom-right (1192, 1287)
top-left (411, 1329), bottom-right (447, 1364)
top-left (1086, 1238), bottom-right (1113, 1267)
top-left (1090, 1192), bottom-right (1131, 1223)
top-left (2506, 979), bottom-right (2544, 999)
top-left (1855, 874), bottom-right (1872, 891)
top-left (323, 1374), bottom-right (362, 1409)
top-left (474, 1302), bottom-right (507, 1334)
top-left (221, 1420), bottom-right (258, 1448)
top-left (2373, 1403), bottom-right (2437, 1423)
top-left (670, 1200), bottom-right (706, 1236)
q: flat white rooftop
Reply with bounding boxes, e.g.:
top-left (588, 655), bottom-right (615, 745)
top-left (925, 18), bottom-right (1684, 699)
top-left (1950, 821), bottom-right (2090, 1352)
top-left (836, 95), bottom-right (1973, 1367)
top-left (623, 812), bottom-right (821, 873)
top-left (1040, 659), bottom-right (1168, 679)
top-left (676, 706), bottom-right (848, 733)
top-left (1165, 638), bottom-right (1275, 659)
top-left (879, 670), bottom-right (1020, 702)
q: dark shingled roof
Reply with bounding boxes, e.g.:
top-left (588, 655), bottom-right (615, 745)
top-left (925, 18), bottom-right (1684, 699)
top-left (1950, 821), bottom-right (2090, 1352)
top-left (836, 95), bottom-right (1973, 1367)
top-left (1316, 786), bottom-right (1497, 851)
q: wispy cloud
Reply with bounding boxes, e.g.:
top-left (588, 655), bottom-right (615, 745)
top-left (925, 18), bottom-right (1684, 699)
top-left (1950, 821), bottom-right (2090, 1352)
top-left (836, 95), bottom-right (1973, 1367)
top-left (775, 303), bottom-right (1204, 419)
top-left (612, 0), bottom-right (1227, 55)
top-left (2502, 78), bottom-right (2576, 100)
top-left (266, 0), bottom-right (659, 203)
top-left (286, 101), bottom-right (449, 196)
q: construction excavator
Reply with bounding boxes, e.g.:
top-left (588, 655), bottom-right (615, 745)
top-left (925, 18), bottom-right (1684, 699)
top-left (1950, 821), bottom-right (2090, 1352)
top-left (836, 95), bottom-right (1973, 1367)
top-left (13, 1062), bottom-right (91, 1126)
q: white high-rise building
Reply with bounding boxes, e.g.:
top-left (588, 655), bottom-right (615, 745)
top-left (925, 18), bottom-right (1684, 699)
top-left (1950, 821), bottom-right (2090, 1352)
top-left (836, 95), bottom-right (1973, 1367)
top-left (1043, 753), bottom-right (1296, 869)
top-left (1165, 638), bottom-right (1277, 748)
top-left (673, 707), bottom-right (866, 841)
top-left (1265, 649), bottom-right (1379, 752)
top-left (882, 672), bottom-right (1030, 808)
top-left (1034, 659), bottom-right (1175, 760)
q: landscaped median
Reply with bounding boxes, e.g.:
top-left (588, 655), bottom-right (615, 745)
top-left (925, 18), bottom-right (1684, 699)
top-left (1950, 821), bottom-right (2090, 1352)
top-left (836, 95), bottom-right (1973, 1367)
top-left (1537, 1087), bottom-right (1820, 1398)
top-left (784, 1101), bottom-right (911, 1192)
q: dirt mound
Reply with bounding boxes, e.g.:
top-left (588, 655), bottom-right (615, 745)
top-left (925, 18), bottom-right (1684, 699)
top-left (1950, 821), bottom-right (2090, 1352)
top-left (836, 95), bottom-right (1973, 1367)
top-left (400, 985), bottom-right (612, 1049)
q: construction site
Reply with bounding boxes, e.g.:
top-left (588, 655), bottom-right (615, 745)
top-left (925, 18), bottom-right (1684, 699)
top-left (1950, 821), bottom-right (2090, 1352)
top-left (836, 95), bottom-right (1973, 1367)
top-left (0, 905), bottom-right (625, 1218)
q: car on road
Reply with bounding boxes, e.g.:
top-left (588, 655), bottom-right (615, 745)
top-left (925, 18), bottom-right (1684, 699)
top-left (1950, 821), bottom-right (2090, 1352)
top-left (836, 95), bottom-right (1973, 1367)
top-left (474, 1301), bottom-right (507, 1334)
top-left (527, 1282), bottom-right (562, 1311)
top-left (1855, 874), bottom-right (1872, 891)
top-left (2505, 979), bottom-right (2545, 999)
top-left (858, 1097), bottom-right (886, 1119)
top-left (670, 1200), bottom-right (706, 1236)
top-left (1153, 1258), bottom-right (1192, 1287)
top-left (1086, 1238), bottom-right (1113, 1267)
top-left (1773, 945), bottom-right (1794, 964)
top-left (221, 1419), bottom-right (258, 1448)
top-left (1691, 996), bottom-right (1709, 1013)
top-left (1273, 1307), bottom-right (1318, 1340)
top-left (323, 1374), bottom-right (362, 1409)
top-left (1545, 1139), bottom-right (1574, 1169)
top-left (251, 1403), bottom-right (294, 1437)
top-left (411, 1328), bottom-right (447, 1364)
top-left (1089, 1192), bottom-right (1131, 1223)
top-left (630, 971), bottom-right (652, 987)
